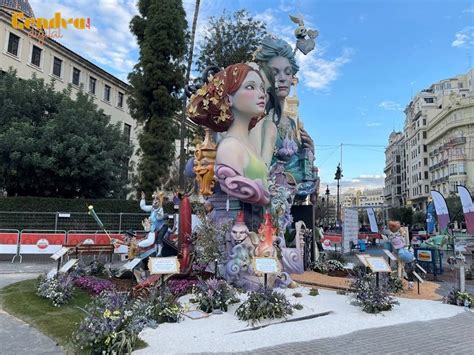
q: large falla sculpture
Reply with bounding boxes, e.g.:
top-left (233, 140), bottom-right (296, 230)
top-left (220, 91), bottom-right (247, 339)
top-left (186, 16), bottom-right (319, 290)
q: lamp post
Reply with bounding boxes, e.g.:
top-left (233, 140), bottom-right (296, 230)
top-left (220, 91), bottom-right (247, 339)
top-left (334, 164), bottom-right (343, 225)
top-left (325, 185), bottom-right (330, 228)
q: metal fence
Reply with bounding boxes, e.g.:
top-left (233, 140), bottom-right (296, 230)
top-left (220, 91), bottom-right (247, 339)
top-left (0, 211), bottom-right (149, 232)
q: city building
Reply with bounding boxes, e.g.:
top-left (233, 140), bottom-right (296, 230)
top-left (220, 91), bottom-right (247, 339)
top-left (426, 70), bottom-right (474, 195)
top-left (342, 188), bottom-right (384, 208)
top-left (384, 68), bottom-right (474, 210)
top-left (384, 131), bottom-right (404, 207)
top-left (0, 1), bottom-right (138, 179)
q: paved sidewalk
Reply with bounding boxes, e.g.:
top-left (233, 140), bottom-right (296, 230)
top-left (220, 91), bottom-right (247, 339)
top-left (0, 273), bottom-right (64, 355)
top-left (234, 311), bottom-right (474, 354)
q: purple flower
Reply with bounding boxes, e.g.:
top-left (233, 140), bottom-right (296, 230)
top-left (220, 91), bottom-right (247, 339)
top-left (74, 276), bottom-right (115, 295)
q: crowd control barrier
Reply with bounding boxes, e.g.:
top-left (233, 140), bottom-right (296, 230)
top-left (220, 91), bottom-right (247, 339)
top-left (17, 230), bottom-right (67, 262)
top-left (0, 229), bottom-right (20, 263)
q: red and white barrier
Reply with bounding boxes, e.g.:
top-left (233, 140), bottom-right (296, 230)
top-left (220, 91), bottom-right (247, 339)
top-left (0, 229), bottom-right (20, 255)
top-left (19, 230), bottom-right (66, 255)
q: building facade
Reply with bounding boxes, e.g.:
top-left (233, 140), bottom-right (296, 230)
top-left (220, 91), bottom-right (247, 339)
top-left (384, 131), bottom-right (404, 207)
top-left (0, 3), bottom-right (138, 180)
top-left (384, 68), bottom-right (474, 211)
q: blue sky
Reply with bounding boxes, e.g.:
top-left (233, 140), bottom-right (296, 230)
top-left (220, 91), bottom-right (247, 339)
top-left (28, 0), bottom-right (473, 194)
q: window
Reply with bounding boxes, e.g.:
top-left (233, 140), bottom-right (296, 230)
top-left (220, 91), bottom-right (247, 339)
top-left (118, 92), bottom-right (124, 108)
top-left (123, 123), bottom-right (131, 145)
top-left (424, 97), bottom-right (434, 103)
top-left (424, 171), bottom-right (428, 179)
top-left (89, 76), bottom-right (96, 94)
top-left (7, 33), bottom-right (20, 56)
top-left (31, 45), bottom-right (42, 67)
top-left (423, 119), bottom-right (426, 125)
top-left (104, 84), bottom-right (111, 102)
top-left (72, 67), bottom-right (80, 86)
top-left (458, 82), bottom-right (463, 89)
top-left (423, 145), bottom-right (427, 152)
top-left (52, 57), bottom-right (62, 77)
top-left (424, 158), bottom-right (428, 166)
top-left (422, 131), bottom-right (427, 139)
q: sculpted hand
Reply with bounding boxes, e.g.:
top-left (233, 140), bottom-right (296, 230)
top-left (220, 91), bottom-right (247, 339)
top-left (300, 127), bottom-right (314, 154)
top-left (141, 191), bottom-right (145, 199)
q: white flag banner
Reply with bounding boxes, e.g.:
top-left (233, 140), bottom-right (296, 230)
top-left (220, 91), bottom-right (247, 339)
top-left (367, 208), bottom-right (378, 233)
top-left (457, 185), bottom-right (474, 235)
top-left (430, 190), bottom-right (450, 231)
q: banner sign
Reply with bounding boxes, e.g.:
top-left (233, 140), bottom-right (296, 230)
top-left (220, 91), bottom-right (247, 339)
top-left (457, 185), bottom-right (474, 235)
top-left (367, 208), bottom-right (378, 233)
top-left (19, 231), bottom-right (66, 255)
top-left (342, 209), bottom-right (358, 253)
top-left (430, 190), bottom-right (450, 232)
top-left (426, 201), bottom-right (436, 234)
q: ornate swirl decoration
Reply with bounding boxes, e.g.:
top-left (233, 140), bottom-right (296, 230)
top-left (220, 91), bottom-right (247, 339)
top-left (215, 164), bottom-right (270, 206)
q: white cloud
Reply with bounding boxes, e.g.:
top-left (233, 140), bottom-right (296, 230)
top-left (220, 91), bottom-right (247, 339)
top-left (463, 4), bottom-right (474, 13)
top-left (452, 27), bottom-right (474, 48)
top-left (29, 0), bottom-right (139, 82)
top-left (320, 174), bottom-right (385, 194)
top-left (298, 47), bottom-right (354, 91)
top-left (379, 100), bottom-right (402, 111)
top-left (366, 122), bottom-right (382, 127)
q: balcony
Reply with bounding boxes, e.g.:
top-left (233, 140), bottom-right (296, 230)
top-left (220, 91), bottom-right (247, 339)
top-left (428, 159), bottom-right (448, 171)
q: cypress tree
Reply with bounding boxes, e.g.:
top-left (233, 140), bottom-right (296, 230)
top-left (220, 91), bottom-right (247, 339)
top-left (128, 0), bottom-right (188, 193)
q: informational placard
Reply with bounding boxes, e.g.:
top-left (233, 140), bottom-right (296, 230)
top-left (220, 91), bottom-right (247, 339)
top-left (342, 209), bottom-right (358, 253)
top-left (253, 257), bottom-right (279, 274)
top-left (365, 257), bottom-right (392, 273)
top-left (148, 257), bottom-right (180, 274)
top-left (123, 257), bottom-right (143, 271)
top-left (417, 249), bottom-right (433, 262)
top-left (412, 271), bottom-right (424, 283)
top-left (356, 254), bottom-right (369, 267)
top-left (59, 258), bottom-right (78, 273)
top-left (50, 247), bottom-right (70, 261)
top-left (58, 213), bottom-right (71, 218)
top-left (416, 264), bottom-right (427, 274)
top-left (183, 310), bottom-right (209, 320)
top-left (383, 249), bottom-right (397, 261)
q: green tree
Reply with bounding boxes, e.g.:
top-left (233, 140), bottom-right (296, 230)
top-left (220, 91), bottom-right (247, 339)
top-left (388, 207), bottom-right (413, 226)
top-left (196, 9), bottom-right (266, 71)
top-left (128, 0), bottom-right (188, 193)
top-left (0, 69), bottom-right (132, 198)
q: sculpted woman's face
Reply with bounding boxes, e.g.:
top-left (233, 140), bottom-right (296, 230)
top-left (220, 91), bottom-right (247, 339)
top-left (229, 71), bottom-right (266, 117)
top-left (268, 56), bottom-right (293, 99)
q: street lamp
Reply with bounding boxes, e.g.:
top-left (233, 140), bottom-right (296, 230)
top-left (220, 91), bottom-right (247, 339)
top-left (334, 164), bottom-right (343, 225)
top-left (325, 185), bottom-right (330, 227)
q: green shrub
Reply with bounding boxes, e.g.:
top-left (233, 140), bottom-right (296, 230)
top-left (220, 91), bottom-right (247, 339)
top-left (309, 288), bottom-right (319, 296)
top-left (350, 268), bottom-right (399, 314)
top-left (447, 288), bottom-right (473, 308)
top-left (235, 288), bottom-right (293, 325)
top-left (292, 292), bottom-right (303, 298)
top-left (292, 303), bottom-right (304, 310)
top-left (72, 291), bottom-right (151, 354)
top-left (194, 278), bottom-right (239, 313)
